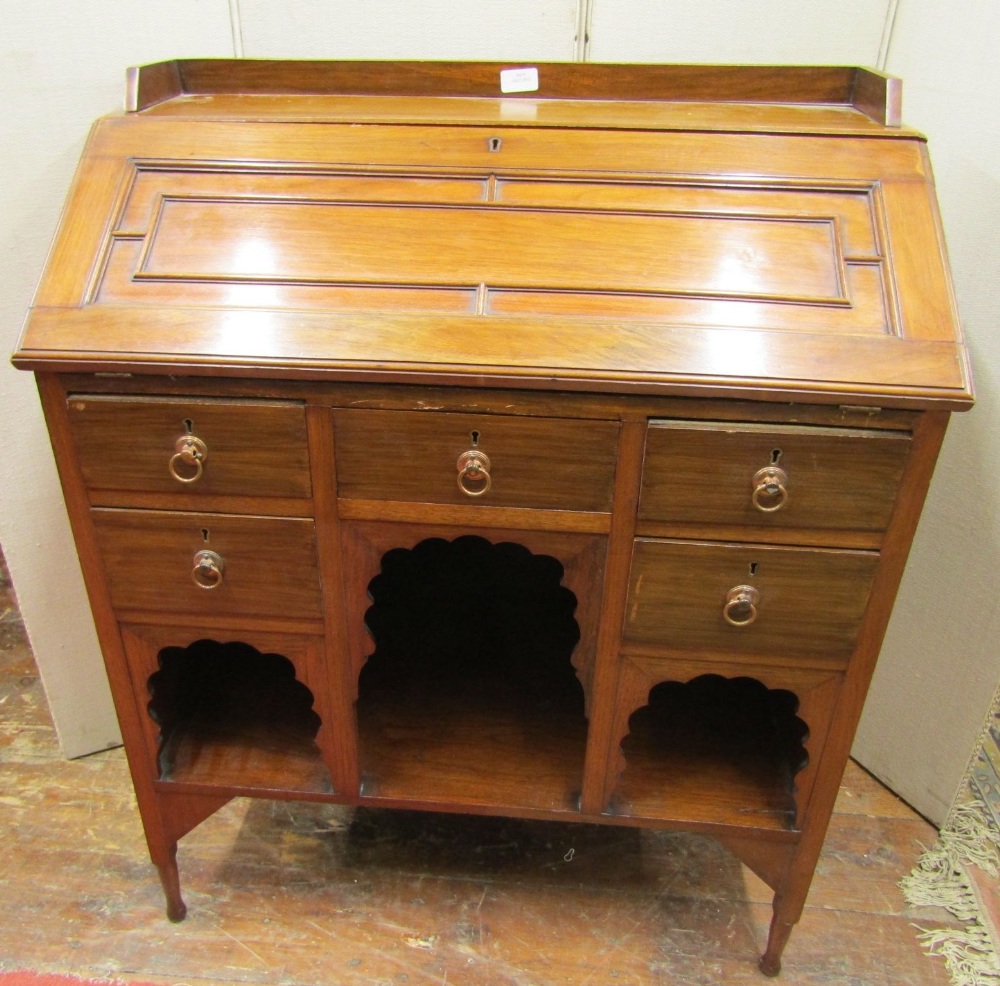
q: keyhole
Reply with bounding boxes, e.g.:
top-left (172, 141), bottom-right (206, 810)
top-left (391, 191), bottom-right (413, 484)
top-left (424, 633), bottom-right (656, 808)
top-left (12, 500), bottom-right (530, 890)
top-left (470, 430), bottom-right (481, 447)
top-left (770, 449), bottom-right (783, 464)
top-left (749, 562), bottom-right (759, 578)
top-left (201, 528), bottom-right (210, 543)
top-left (183, 418), bottom-right (194, 434)
top-left (488, 136), bottom-right (502, 152)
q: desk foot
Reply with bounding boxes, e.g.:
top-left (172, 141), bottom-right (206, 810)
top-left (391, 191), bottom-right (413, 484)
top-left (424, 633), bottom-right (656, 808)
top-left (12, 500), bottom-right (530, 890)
top-left (156, 844), bottom-right (187, 922)
top-left (758, 952), bottom-right (782, 977)
top-left (759, 904), bottom-right (795, 977)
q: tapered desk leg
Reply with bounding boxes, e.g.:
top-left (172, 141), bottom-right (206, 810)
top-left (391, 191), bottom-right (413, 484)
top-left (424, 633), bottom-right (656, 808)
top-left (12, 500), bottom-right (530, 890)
top-left (155, 843), bottom-right (187, 922)
top-left (759, 895), bottom-right (796, 977)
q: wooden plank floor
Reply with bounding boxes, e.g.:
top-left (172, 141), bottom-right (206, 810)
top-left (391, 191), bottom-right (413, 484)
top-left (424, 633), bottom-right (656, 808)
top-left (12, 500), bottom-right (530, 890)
top-left (0, 549), bottom-right (961, 985)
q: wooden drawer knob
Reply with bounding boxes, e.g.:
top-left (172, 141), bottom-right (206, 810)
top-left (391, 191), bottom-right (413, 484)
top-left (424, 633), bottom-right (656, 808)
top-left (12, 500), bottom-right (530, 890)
top-left (723, 584), bottom-right (760, 627)
top-left (191, 549), bottom-right (225, 589)
top-left (169, 435), bottom-right (208, 484)
top-left (752, 465), bottom-right (789, 513)
top-left (456, 450), bottom-right (491, 497)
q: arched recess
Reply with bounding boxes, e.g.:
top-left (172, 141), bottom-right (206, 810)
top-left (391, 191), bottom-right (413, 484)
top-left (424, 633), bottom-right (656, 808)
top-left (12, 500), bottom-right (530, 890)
top-left (604, 656), bottom-right (843, 830)
top-left (340, 524), bottom-right (608, 708)
top-left (121, 624), bottom-right (334, 798)
top-left (344, 529), bottom-right (605, 813)
top-left (149, 639), bottom-right (323, 783)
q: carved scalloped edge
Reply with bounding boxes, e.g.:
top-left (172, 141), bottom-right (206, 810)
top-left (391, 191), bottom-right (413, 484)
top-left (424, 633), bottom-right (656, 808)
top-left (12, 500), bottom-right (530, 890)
top-left (615, 673), bottom-right (811, 804)
top-left (147, 638), bottom-right (322, 748)
top-left (358, 534), bottom-right (586, 698)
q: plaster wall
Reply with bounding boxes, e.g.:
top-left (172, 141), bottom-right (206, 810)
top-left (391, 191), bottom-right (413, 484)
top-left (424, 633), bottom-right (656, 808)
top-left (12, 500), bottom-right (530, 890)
top-left (851, 0), bottom-right (1000, 823)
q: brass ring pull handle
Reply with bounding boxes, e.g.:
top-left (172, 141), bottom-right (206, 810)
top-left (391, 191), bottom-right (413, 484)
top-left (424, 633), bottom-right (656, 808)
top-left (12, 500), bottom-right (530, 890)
top-left (723, 584), bottom-right (760, 627)
top-left (168, 436), bottom-right (208, 484)
top-left (751, 465), bottom-right (790, 513)
top-left (456, 450), bottom-right (492, 497)
top-left (191, 550), bottom-right (225, 589)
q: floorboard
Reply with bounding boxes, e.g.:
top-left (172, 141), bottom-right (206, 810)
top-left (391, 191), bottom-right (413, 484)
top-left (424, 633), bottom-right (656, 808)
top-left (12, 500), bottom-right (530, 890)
top-left (0, 548), bottom-right (961, 985)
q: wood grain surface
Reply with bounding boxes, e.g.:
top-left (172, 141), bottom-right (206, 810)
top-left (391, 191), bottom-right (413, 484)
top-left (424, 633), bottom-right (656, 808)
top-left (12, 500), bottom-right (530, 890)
top-left (334, 409), bottom-right (619, 512)
top-left (638, 420), bottom-right (911, 537)
top-left (624, 539), bottom-right (879, 662)
top-left (67, 394), bottom-right (312, 499)
top-left (92, 509), bottom-right (322, 621)
top-left (13, 67), bottom-right (971, 406)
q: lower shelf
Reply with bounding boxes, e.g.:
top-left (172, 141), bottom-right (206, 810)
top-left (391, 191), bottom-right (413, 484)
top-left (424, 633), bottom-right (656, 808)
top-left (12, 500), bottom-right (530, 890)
top-left (358, 692), bottom-right (588, 813)
top-left (611, 745), bottom-right (797, 832)
top-left (158, 720), bottom-right (334, 795)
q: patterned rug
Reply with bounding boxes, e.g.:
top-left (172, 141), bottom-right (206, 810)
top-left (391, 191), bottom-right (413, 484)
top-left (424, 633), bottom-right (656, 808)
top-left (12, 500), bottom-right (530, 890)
top-left (0, 978), bottom-right (167, 986)
top-left (901, 679), bottom-right (1000, 985)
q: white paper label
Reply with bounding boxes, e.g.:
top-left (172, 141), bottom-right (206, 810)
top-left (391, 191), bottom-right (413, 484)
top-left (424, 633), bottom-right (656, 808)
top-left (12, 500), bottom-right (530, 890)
top-left (500, 67), bottom-right (539, 94)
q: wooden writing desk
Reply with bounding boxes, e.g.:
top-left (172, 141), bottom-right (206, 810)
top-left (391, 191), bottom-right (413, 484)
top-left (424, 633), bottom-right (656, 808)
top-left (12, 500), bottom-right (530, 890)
top-left (13, 60), bottom-right (972, 974)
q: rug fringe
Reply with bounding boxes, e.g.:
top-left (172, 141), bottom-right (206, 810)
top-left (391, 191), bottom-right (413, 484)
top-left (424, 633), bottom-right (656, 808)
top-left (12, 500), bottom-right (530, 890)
top-left (941, 801), bottom-right (1000, 876)
top-left (901, 800), bottom-right (1000, 920)
top-left (914, 925), bottom-right (1000, 986)
top-left (901, 797), bottom-right (1000, 985)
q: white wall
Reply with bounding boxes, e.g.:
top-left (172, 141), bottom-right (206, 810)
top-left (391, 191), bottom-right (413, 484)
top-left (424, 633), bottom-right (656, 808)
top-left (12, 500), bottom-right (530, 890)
top-left (588, 0), bottom-right (893, 64)
top-left (851, 0), bottom-right (1000, 823)
top-left (238, 0), bottom-right (579, 60)
top-left (2, 0), bottom-right (996, 823)
top-left (0, 2), bottom-right (236, 757)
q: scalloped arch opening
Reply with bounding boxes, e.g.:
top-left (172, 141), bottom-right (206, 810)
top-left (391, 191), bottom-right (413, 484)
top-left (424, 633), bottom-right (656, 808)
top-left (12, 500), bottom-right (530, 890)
top-left (355, 535), bottom-right (588, 809)
top-left (359, 535), bottom-right (583, 706)
top-left (618, 674), bottom-right (809, 828)
top-left (147, 639), bottom-right (324, 785)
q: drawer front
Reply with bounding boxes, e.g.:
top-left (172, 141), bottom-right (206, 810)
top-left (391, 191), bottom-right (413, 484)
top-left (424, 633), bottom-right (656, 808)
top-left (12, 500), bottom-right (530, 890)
top-left (334, 410), bottom-right (619, 512)
top-left (91, 509), bottom-right (322, 620)
top-left (624, 539), bottom-right (878, 662)
top-left (67, 396), bottom-right (311, 498)
top-left (639, 421), bottom-right (910, 533)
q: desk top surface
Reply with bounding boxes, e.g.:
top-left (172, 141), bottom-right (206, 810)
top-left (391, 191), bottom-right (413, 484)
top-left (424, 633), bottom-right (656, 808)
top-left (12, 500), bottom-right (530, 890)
top-left (13, 61), bottom-right (972, 410)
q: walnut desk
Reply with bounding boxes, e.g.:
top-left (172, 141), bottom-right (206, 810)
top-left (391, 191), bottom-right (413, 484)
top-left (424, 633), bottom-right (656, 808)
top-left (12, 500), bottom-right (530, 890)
top-left (13, 61), bottom-right (973, 975)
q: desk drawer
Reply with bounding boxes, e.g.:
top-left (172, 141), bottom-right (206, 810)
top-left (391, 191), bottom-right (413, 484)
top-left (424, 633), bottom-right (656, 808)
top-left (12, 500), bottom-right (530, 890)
top-left (624, 538), bottom-right (878, 663)
top-left (334, 410), bottom-right (619, 512)
top-left (91, 509), bottom-right (322, 621)
top-left (639, 421), bottom-right (909, 535)
top-left (67, 396), bottom-right (311, 498)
